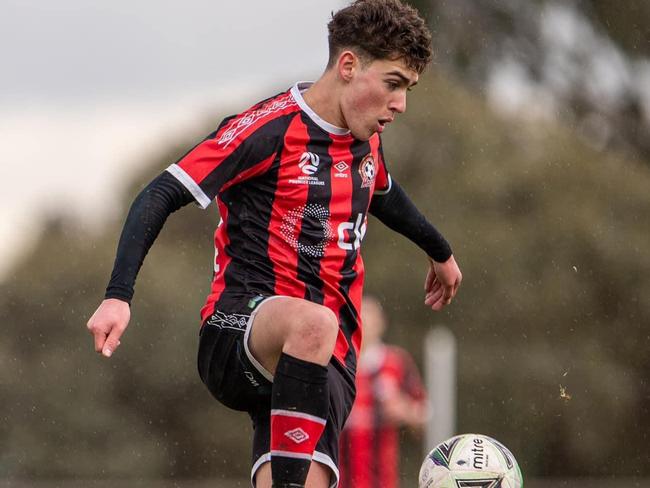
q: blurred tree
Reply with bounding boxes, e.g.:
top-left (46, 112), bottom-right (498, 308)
top-left (588, 1), bottom-right (650, 57)
top-left (423, 0), bottom-right (650, 161)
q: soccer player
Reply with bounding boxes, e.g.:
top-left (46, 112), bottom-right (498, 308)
top-left (86, 1), bottom-right (462, 487)
top-left (339, 295), bottom-right (428, 488)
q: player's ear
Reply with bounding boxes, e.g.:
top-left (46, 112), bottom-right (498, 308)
top-left (337, 50), bottom-right (358, 82)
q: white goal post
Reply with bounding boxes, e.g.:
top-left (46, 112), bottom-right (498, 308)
top-left (424, 326), bottom-right (457, 452)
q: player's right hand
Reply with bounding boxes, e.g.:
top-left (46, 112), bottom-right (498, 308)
top-left (86, 298), bottom-right (131, 358)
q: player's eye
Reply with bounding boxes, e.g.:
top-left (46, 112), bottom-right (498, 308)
top-left (385, 80), bottom-right (399, 91)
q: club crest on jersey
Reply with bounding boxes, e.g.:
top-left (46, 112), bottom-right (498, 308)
top-left (359, 154), bottom-right (376, 188)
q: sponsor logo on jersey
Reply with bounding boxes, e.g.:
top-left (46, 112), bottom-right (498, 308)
top-left (334, 161), bottom-right (349, 178)
top-left (337, 213), bottom-right (367, 251)
top-left (284, 428), bottom-right (309, 444)
top-left (359, 154), bottom-right (376, 188)
top-left (280, 204), bottom-right (334, 257)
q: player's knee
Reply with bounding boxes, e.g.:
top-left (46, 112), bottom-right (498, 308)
top-left (287, 304), bottom-right (338, 357)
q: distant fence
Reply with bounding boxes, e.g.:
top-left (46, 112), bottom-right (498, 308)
top-left (0, 479), bottom-right (648, 488)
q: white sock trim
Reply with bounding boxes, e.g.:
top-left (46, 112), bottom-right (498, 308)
top-left (249, 450), bottom-right (339, 488)
top-left (271, 409), bottom-right (327, 425)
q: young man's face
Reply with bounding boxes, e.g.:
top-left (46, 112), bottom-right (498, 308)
top-left (341, 56), bottom-right (419, 141)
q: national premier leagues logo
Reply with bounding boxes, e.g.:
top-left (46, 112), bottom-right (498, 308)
top-left (298, 151), bottom-right (320, 175)
top-left (289, 152), bottom-right (325, 186)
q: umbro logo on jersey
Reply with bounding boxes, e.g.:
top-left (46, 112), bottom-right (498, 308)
top-left (284, 428), bottom-right (309, 444)
top-left (299, 152), bottom-right (320, 175)
top-left (334, 161), bottom-right (349, 178)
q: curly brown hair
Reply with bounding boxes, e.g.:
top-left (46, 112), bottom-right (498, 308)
top-left (327, 0), bottom-right (433, 74)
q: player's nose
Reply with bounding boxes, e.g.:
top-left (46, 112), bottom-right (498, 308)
top-left (389, 91), bottom-right (407, 114)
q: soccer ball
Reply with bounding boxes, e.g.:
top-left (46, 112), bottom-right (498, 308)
top-left (419, 433), bottom-right (523, 488)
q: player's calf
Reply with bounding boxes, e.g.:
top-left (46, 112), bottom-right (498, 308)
top-left (270, 352), bottom-right (329, 487)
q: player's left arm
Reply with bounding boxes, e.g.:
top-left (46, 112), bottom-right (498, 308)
top-left (368, 180), bottom-right (462, 310)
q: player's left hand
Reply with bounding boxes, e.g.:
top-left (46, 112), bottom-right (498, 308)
top-left (424, 254), bottom-right (462, 311)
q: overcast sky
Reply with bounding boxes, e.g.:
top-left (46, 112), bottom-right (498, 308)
top-left (0, 0), bottom-right (346, 278)
top-left (1, 0), bottom-right (346, 104)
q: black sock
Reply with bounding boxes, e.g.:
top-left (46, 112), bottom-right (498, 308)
top-left (270, 352), bottom-right (329, 487)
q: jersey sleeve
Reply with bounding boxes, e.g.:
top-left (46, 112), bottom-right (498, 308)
top-left (166, 112), bottom-right (288, 208)
top-left (374, 136), bottom-right (392, 195)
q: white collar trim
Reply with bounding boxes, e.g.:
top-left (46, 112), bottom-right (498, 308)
top-left (290, 81), bottom-right (350, 136)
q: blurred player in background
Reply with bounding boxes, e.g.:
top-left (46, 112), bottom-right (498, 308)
top-left (86, 1), bottom-right (461, 487)
top-left (339, 295), bottom-right (427, 488)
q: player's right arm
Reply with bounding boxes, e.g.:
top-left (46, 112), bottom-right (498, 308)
top-left (87, 102), bottom-right (293, 358)
top-left (87, 172), bottom-right (194, 357)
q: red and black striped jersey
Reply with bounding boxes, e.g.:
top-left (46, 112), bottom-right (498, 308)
top-left (166, 82), bottom-right (392, 375)
top-left (339, 344), bottom-right (426, 488)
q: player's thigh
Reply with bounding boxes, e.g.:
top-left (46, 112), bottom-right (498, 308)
top-left (248, 296), bottom-right (337, 374)
top-left (254, 460), bottom-right (330, 488)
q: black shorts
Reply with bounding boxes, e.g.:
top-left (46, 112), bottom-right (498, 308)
top-left (197, 294), bottom-right (356, 488)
